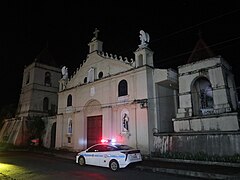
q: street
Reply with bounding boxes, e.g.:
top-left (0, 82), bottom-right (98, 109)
top-left (0, 151), bottom-right (203, 180)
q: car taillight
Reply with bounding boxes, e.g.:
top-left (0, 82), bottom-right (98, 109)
top-left (121, 151), bottom-right (128, 161)
top-left (127, 150), bottom-right (140, 154)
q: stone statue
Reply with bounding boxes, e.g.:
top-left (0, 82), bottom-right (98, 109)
top-left (61, 66), bottom-right (68, 80)
top-left (139, 30), bottom-right (150, 48)
top-left (93, 28), bottom-right (99, 39)
top-left (122, 113), bottom-right (129, 132)
top-left (92, 28), bottom-right (99, 41)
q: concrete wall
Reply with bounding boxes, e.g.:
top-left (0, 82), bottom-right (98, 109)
top-left (153, 132), bottom-right (240, 156)
top-left (157, 85), bottom-right (176, 132)
top-left (42, 116), bottom-right (57, 148)
top-left (173, 113), bottom-right (239, 132)
top-left (0, 117), bottom-right (29, 146)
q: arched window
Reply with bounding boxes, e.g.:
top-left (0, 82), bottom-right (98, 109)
top-left (45, 72), bottom-right (51, 86)
top-left (67, 94), bottom-right (72, 107)
top-left (84, 77), bottom-right (87, 83)
top-left (98, 71), bottom-right (103, 79)
top-left (118, 80), bottom-right (128, 97)
top-left (87, 67), bottom-right (95, 83)
top-left (191, 77), bottom-right (213, 116)
top-left (138, 54), bottom-right (143, 66)
top-left (43, 97), bottom-right (49, 112)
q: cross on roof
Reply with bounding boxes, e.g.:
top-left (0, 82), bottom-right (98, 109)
top-left (93, 28), bottom-right (99, 39)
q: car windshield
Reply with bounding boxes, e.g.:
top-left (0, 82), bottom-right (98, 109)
top-left (114, 144), bottom-right (133, 150)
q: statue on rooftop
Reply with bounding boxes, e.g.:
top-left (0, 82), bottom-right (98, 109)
top-left (92, 28), bottom-right (100, 41)
top-left (139, 30), bottom-right (150, 48)
top-left (61, 66), bottom-right (68, 80)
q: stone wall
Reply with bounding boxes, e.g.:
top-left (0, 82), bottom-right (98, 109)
top-left (0, 117), bottom-right (29, 146)
top-left (153, 132), bottom-right (240, 156)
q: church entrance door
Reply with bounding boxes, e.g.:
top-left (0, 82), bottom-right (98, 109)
top-left (87, 115), bottom-right (102, 148)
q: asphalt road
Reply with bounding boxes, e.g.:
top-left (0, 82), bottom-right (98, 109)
top-left (0, 151), bottom-right (204, 180)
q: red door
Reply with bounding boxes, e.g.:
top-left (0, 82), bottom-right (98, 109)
top-left (87, 115), bottom-right (102, 147)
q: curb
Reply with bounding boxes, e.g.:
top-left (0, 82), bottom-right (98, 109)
top-left (54, 154), bottom-right (75, 160)
top-left (136, 165), bottom-right (239, 180)
top-left (149, 157), bottom-right (240, 168)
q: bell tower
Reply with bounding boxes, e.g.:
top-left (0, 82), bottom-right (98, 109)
top-left (16, 49), bottom-right (61, 117)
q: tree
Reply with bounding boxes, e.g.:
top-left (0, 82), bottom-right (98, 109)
top-left (0, 103), bottom-right (17, 128)
top-left (27, 116), bottom-right (45, 146)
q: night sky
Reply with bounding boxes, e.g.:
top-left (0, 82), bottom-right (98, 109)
top-left (1, 0), bottom-right (240, 109)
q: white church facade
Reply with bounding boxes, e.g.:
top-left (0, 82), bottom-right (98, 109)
top-left (55, 30), bottom-right (178, 155)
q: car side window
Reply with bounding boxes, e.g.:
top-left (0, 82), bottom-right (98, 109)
top-left (87, 144), bottom-right (118, 152)
top-left (98, 145), bottom-right (108, 152)
top-left (87, 145), bottom-right (101, 152)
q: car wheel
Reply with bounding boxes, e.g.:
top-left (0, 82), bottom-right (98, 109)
top-left (109, 160), bottom-right (119, 171)
top-left (78, 156), bottom-right (85, 166)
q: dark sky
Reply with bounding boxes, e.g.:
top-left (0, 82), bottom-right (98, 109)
top-left (1, 0), bottom-right (240, 109)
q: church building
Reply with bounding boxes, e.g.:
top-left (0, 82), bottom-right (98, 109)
top-left (55, 29), bottom-right (178, 155)
top-left (1, 28), bottom-right (239, 158)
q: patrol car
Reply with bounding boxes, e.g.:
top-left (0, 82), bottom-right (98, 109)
top-left (75, 139), bottom-right (142, 171)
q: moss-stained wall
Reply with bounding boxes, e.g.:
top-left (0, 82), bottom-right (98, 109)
top-left (153, 132), bottom-right (240, 156)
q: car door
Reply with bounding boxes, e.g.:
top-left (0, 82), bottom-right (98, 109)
top-left (86, 145), bottom-right (101, 166)
top-left (99, 145), bottom-right (117, 167)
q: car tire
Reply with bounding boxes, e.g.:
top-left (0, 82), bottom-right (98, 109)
top-left (78, 156), bottom-right (85, 166)
top-left (109, 160), bottom-right (119, 171)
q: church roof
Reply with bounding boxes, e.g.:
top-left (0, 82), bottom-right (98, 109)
top-left (35, 47), bottom-right (58, 67)
top-left (188, 34), bottom-right (215, 63)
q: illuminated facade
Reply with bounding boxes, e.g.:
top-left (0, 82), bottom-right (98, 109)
top-left (55, 30), bottom-right (178, 155)
top-left (1, 29), bottom-right (239, 157)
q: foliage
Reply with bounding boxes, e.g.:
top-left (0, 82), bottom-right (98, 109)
top-left (0, 143), bottom-right (15, 151)
top-left (0, 103), bottom-right (17, 128)
top-left (27, 116), bottom-right (45, 145)
top-left (0, 142), bottom-right (29, 151)
top-left (152, 151), bottom-right (240, 163)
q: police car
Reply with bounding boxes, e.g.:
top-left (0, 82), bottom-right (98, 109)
top-left (75, 139), bottom-right (142, 171)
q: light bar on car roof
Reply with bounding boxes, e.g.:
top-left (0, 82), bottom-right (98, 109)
top-left (101, 139), bottom-right (116, 143)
